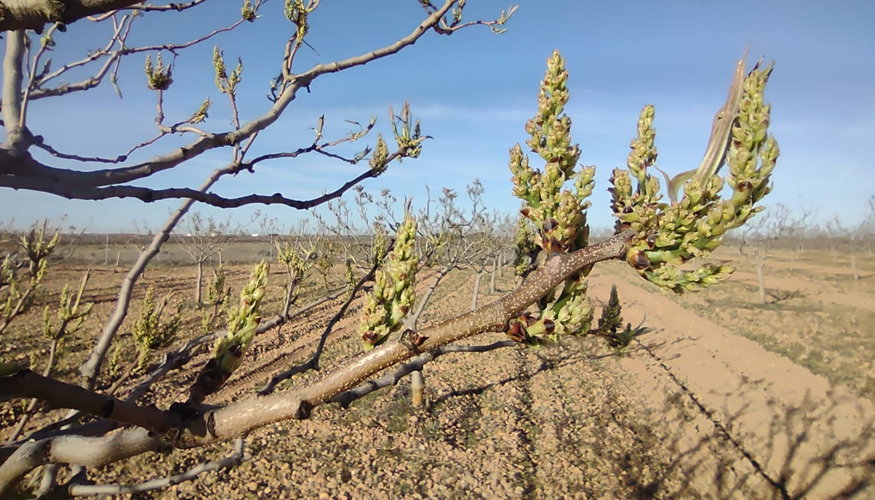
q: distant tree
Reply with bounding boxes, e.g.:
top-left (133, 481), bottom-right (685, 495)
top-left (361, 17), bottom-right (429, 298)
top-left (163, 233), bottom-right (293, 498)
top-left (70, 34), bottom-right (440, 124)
top-left (860, 195), bottom-right (875, 258)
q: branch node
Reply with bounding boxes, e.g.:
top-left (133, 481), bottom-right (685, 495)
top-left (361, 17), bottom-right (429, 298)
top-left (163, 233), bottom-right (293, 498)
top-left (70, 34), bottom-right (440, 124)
top-left (294, 400), bottom-right (312, 420)
top-left (399, 328), bottom-right (428, 354)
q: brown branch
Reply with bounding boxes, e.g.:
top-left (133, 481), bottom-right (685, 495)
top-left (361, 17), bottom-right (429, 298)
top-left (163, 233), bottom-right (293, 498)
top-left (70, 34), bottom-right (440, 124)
top-left (87, 0), bottom-right (210, 21)
top-left (19, 23), bottom-right (61, 126)
top-left (3, 1), bottom-right (455, 191)
top-left (0, 165), bottom-right (382, 209)
top-left (0, 369), bottom-right (179, 433)
top-left (76, 165), bottom-right (232, 390)
top-left (0, 0), bottom-right (144, 33)
top-left (5, 287), bottom-right (349, 455)
top-left (30, 17), bottom-right (247, 100)
top-left (125, 286), bottom-right (349, 401)
top-left (30, 13), bottom-right (131, 92)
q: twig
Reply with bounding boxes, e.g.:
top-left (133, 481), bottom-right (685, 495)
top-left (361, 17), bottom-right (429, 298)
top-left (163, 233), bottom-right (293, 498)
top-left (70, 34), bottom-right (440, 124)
top-left (258, 243), bottom-right (393, 395)
top-left (88, 0), bottom-right (211, 21)
top-left (67, 438), bottom-right (248, 496)
top-left (331, 340), bottom-right (517, 408)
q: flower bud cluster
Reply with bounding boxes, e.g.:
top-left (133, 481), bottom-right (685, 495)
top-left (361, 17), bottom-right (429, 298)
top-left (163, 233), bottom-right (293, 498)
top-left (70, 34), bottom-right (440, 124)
top-left (509, 51), bottom-right (594, 255)
top-left (610, 60), bottom-right (779, 293)
top-left (277, 241), bottom-right (314, 282)
top-left (360, 213), bottom-right (417, 351)
top-left (391, 102), bottom-right (427, 161)
top-left (145, 53), bottom-right (173, 91)
top-left (212, 259), bottom-right (269, 377)
top-left (370, 134), bottom-right (389, 175)
top-left (505, 50), bottom-right (595, 345)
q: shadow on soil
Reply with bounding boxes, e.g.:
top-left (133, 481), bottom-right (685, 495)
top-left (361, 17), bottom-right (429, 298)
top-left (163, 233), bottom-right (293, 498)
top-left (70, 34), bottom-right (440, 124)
top-left (425, 338), bottom-right (875, 499)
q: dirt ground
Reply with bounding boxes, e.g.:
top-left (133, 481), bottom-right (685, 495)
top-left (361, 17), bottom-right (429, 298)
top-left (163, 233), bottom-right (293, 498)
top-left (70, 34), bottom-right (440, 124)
top-left (2, 243), bottom-right (874, 499)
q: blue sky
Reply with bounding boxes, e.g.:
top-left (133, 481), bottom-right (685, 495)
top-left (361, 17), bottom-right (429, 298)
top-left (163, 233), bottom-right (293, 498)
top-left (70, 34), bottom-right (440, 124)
top-left (3, 0), bottom-right (874, 233)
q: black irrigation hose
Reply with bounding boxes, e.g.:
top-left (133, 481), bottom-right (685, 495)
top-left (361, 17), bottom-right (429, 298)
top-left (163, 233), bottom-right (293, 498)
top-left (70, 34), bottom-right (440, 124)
top-left (632, 338), bottom-right (792, 500)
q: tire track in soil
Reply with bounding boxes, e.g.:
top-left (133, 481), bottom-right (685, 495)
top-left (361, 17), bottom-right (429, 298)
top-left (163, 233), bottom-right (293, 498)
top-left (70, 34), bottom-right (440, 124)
top-left (586, 269), bottom-right (875, 499)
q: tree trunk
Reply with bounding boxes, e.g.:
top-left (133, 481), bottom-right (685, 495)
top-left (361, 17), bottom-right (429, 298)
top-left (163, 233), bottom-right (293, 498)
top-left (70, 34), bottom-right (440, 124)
top-left (104, 235), bottom-right (109, 266)
top-left (755, 257), bottom-right (767, 304)
top-left (490, 257), bottom-right (498, 293)
top-left (411, 370), bottom-right (425, 408)
top-left (471, 272), bottom-right (484, 311)
top-left (408, 267), bottom-right (451, 410)
top-left (195, 260), bottom-right (204, 304)
top-left (283, 275), bottom-right (298, 318)
top-left (851, 255), bottom-right (860, 280)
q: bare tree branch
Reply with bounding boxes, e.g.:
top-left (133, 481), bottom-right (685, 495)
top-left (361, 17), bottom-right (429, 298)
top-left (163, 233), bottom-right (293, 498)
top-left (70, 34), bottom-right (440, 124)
top-left (1, 0), bottom-right (456, 192)
top-left (77, 166), bottom-right (230, 390)
top-left (0, 0), bottom-right (143, 33)
top-left (0, 165), bottom-right (384, 209)
top-left (87, 0), bottom-right (210, 22)
top-left (0, 369), bottom-right (179, 433)
top-left (26, 14), bottom-right (246, 102)
top-left (67, 438), bottom-right (247, 497)
top-left (2, 31), bottom-right (26, 151)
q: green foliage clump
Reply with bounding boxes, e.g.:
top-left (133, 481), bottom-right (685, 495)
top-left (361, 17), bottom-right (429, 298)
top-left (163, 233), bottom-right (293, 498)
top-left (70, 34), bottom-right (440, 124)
top-left (371, 222), bottom-right (389, 267)
top-left (213, 46), bottom-right (242, 97)
top-left (217, 260), bottom-right (269, 371)
top-left (513, 213), bottom-right (539, 277)
top-left (201, 265), bottom-right (231, 333)
top-left (133, 285), bottom-right (181, 370)
top-left (594, 284), bottom-right (649, 355)
top-left (505, 48), bottom-right (778, 346)
top-left (597, 285), bottom-right (623, 337)
top-left (389, 102), bottom-right (427, 160)
top-left (1, 222), bottom-right (59, 335)
top-left (345, 259), bottom-right (356, 298)
top-left (277, 240), bottom-right (315, 283)
top-left (144, 53), bottom-right (173, 91)
top-left (315, 240), bottom-right (335, 293)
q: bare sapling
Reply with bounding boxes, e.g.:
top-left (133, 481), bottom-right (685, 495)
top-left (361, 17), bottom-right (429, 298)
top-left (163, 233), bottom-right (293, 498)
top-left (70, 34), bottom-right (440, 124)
top-left (741, 204), bottom-right (807, 303)
top-left (0, 222), bottom-right (59, 335)
top-left (178, 213), bottom-right (234, 305)
top-left (6, 269), bottom-right (93, 443)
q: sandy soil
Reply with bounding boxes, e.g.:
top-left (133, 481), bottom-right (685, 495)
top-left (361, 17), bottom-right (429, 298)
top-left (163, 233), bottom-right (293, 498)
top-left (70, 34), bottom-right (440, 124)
top-left (4, 258), bottom-right (874, 499)
top-left (587, 269), bottom-right (875, 499)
